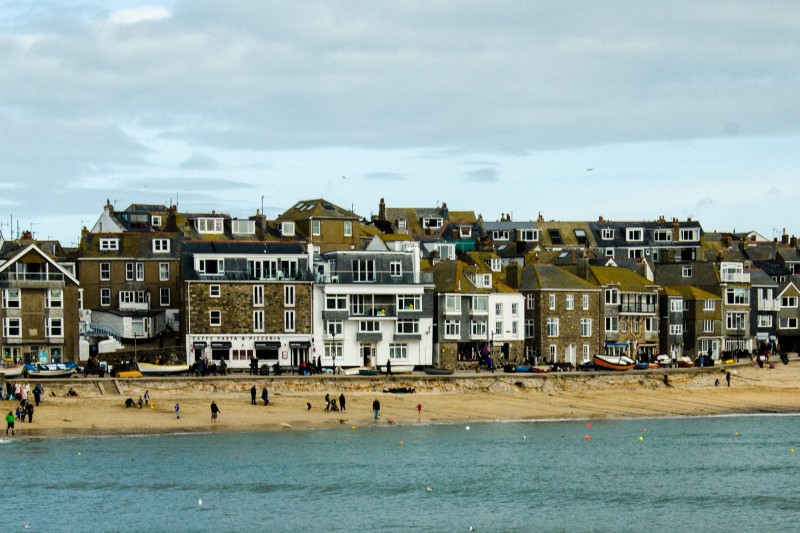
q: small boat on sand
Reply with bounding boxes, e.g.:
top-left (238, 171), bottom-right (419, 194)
top-left (593, 354), bottom-right (636, 371)
top-left (24, 362), bottom-right (78, 378)
top-left (136, 362), bottom-right (189, 376)
top-left (423, 367), bottom-right (454, 375)
top-left (0, 363), bottom-right (24, 378)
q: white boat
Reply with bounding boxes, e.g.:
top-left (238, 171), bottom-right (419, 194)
top-left (136, 362), bottom-right (190, 376)
top-left (24, 362), bottom-right (78, 378)
top-left (592, 354), bottom-right (636, 371)
top-left (0, 363), bottom-right (24, 378)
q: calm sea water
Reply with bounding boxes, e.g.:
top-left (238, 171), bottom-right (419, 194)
top-left (3, 415), bottom-right (800, 532)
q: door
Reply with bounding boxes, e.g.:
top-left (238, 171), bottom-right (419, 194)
top-left (360, 344), bottom-right (375, 367)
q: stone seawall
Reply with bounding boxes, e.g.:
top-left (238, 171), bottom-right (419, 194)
top-left (14, 367), bottom-right (722, 398)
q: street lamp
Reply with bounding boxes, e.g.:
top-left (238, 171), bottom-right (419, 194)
top-left (133, 333), bottom-right (139, 361)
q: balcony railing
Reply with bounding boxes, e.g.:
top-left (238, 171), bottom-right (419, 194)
top-left (620, 304), bottom-right (656, 314)
top-left (3, 272), bottom-right (65, 282)
top-left (350, 304), bottom-right (397, 318)
top-left (721, 272), bottom-right (750, 283)
top-left (757, 299), bottom-right (780, 311)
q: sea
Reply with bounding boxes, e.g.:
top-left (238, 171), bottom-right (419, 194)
top-left (2, 415), bottom-right (800, 532)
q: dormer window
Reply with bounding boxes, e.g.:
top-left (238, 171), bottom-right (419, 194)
top-left (601, 228), bottom-right (615, 240)
top-left (397, 218), bottom-right (407, 231)
top-left (574, 229), bottom-right (587, 245)
top-left (195, 217), bottom-right (224, 234)
top-left (232, 220), bottom-right (255, 234)
top-left (99, 238), bottom-right (119, 251)
top-left (492, 230), bottom-right (510, 241)
top-left (680, 228), bottom-right (700, 241)
top-left (151, 215), bottom-right (162, 228)
top-left (654, 229), bottom-right (672, 242)
top-left (548, 229), bottom-right (563, 245)
top-left (682, 265), bottom-right (693, 278)
top-left (434, 244), bottom-right (455, 260)
top-left (152, 239), bottom-right (170, 253)
top-left (422, 217), bottom-right (443, 229)
top-left (459, 226), bottom-right (472, 238)
top-left (281, 222), bottom-right (295, 237)
top-left (484, 258), bottom-right (501, 272)
top-left (519, 229), bottom-right (539, 242)
top-left (626, 228), bottom-right (644, 241)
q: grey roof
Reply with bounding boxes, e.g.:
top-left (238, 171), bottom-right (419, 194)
top-left (748, 268), bottom-right (778, 287)
top-left (653, 262), bottom-right (719, 288)
top-left (519, 263), bottom-right (598, 291)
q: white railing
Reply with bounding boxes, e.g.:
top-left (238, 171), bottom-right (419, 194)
top-left (758, 299), bottom-right (780, 311)
top-left (721, 272), bottom-right (750, 283)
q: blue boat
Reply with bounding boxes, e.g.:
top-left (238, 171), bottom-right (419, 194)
top-left (24, 362), bottom-right (78, 378)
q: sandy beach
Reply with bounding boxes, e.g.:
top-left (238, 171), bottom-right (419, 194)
top-left (5, 362), bottom-right (800, 438)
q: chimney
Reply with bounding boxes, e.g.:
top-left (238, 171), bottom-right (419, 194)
top-left (791, 235), bottom-right (798, 248)
top-left (598, 215), bottom-right (604, 222)
top-left (782, 228), bottom-right (789, 245)
top-left (505, 263), bottom-right (521, 289)
top-left (379, 198), bottom-right (386, 220)
top-left (537, 212), bottom-right (544, 222)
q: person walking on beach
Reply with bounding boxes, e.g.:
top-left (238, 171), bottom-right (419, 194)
top-left (144, 390), bottom-right (150, 406)
top-left (211, 401), bottom-right (220, 423)
top-left (137, 396), bottom-right (144, 408)
top-left (339, 393), bottom-right (346, 412)
top-left (373, 399), bottom-right (381, 420)
top-left (262, 387), bottom-right (269, 406)
top-left (25, 403), bottom-right (33, 423)
top-left (726, 371), bottom-right (732, 387)
top-left (250, 385), bottom-right (257, 405)
top-left (33, 384), bottom-right (43, 406)
top-left (325, 393), bottom-right (331, 412)
top-left (417, 402), bottom-right (422, 417)
top-left (386, 358), bottom-right (392, 377)
top-left (5, 411), bottom-right (14, 436)
top-left (174, 403), bottom-right (180, 419)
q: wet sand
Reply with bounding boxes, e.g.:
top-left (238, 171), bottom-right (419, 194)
top-left (5, 362), bottom-right (800, 438)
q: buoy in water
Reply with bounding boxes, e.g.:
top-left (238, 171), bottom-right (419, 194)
top-left (584, 435), bottom-right (590, 441)
top-left (639, 436), bottom-right (644, 441)
top-left (426, 487), bottom-right (433, 492)
top-left (399, 441), bottom-right (404, 445)
top-left (587, 423), bottom-right (592, 428)
top-left (465, 426), bottom-right (470, 431)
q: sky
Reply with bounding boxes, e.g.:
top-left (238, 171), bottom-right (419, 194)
top-left (2, 1), bottom-right (800, 246)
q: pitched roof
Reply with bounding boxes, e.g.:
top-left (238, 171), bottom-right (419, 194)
top-left (519, 263), bottom-right (598, 291)
top-left (587, 265), bottom-right (658, 292)
top-left (278, 199), bottom-right (360, 221)
top-left (660, 285), bottom-right (721, 300)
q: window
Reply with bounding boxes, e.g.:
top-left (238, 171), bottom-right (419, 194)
top-left (670, 300), bottom-right (683, 312)
top-left (444, 295), bottom-right (461, 313)
top-left (195, 218), bottom-right (224, 233)
top-left (119, 291), bottom-right (148, 305)
top-left (232, 220), bottom-right (255, 234)
top-left (397, 219), bottom-right (407, 231)
top-left (645, 317), bottom-right (658, 332)
top-left (444, 320), bottom-right (460, 338)
top-left (472, 296), bottom-right (489, 313)
top-left (100, 262), bottom-right (111, 281)
top-left (396, 320), bottom-right (419, 334)
top-left (325, 320), bottom-right (343, 336)
top-left (582, 294), bottom-right (590, 310)
top-left (525, 320), bottom-right (535, 338)
top-left (389, 343), bottom-right (408, 359)
top-left (343, 220), bottom-right (353, 237)
top-left (151, 215), bottom-right (162, 227)
top-left (519, 229), bottom-right (539, 242)
top-left (160, 287), bottom-right (170, 306)
top-left (397, 294), bottom-right (421, 311)
top-left (583, 344), bottom-right (590, 360)
top-left (422, 218), bottom-right (443, 229)
top-left (670, 325), bottom-right (683, 335)
top-left (210, 310), bottom-right (222, 327)
top-left (136, 262), bottom-right (144, 281)
top-left (281, 222), bottom-right (295, 236)
top-left (682, 265), bottom-right (693, 278)
top-left (3, 317), bottom-right (21, 337)
top-left (126, 262), bottom-right (134, 281)
top-left (756, 314), bottom-right (772, 328)
top-left (703, 300), bottom-right (715, 311)
top-left (198, 259), bottom-right (224, 275)
top-left (628, 248), bottom-right (644, 259)
top-left (626, 228), bottom-right (643, 241)
top-left (492, 230), bottom-right (510, 241)
top-left (78, 288), bottom-right (83, 311)
top-left (100, 288), bottom-right (111, 307)
top-left (311, 219), bottom-right (321, 236)
top-left (526, 294), bottom-right (535, 310)
top-left (547, 318), bottom-right (559, 337)
top-left (325, 342), bottom-right (343, 360)
top-left (779, 318), bottom-right (798, 329)
top-left (156, 262), bottom-right (169, 281)
top-left (360, 321), bottom-right (380, 332)
top-left (471, 320), bottom-right (487, 337)
top-left (574, 229), bottom-right (587, 245)
top-left (703, 320), bottom-right (714, 333)
top-left (511, 321), bottom-right (518, 335)
top-left (44, 315), bottom-right (61, 335)
top-left (2, 289), bottom-right (20, 309)
top-left (353, 260), bottom-right (376, 282)
top-left (653, 229), bottom-right (672, 242)
top-left (153, 239), bottom-right (170, 253)
top-left (326, 295), bottom-right (347, 310)
top-left (566, 295), bottom-right (574, 310)
top-left (549, 345), bottom-right (557, 359)
top-left (549, 294), bottom-right (556, 310)
top-left (495, 321), bottom-right (503, 335)
top-left (781, 296), bottom-right (799, 308)
top-left (284, 311), bottom-right (295, 332)
top-left (434, 244), bottom-right (455, 260)
top-left (284, 285), bottom-right (296, 307)
top-left (605, 289), bottom-right (619, 305)
top-left (580, 318), bottom-right (592, 337)
top-left (726, 288), bottom-right (749, 305)
top-left (726, 312), bottom-right (746, 330)
top-left (99, 238), bottom-right (119, 251)
top-left (390, 261), bottom-right (402, 277)
top-left (495, 302), bottom-right (503, 315)
top-left (680, 228), bottom-right (700, 241)
top-left (605, 316), bottom-right (619, 332)
top-left (601, 228), bottom-right (615, 240)
top-left (459, 225), bottom-right (472, 238)
top-left (210, 285), bottom-right (221, 298)
top-left (605, 248), bottom-right (615, 258)
top-left (511, 302), bottom-right (518, 316)
top-left (547, 229), bottom-right (563, 245)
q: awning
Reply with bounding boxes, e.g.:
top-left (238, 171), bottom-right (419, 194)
top-left (210, 341), bottom-right (232, 349)
top-left (289, 341), bottom-right (312, 348)
top-left (605, 342), bottom-right (629, 347)
top-left (255, 342), bottom-right (282, 350)
top-left (756, 333), bottom-right (769, 340)
top-left (192, 341), bottom-right (207, 349)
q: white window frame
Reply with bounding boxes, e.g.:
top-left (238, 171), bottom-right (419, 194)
top-left (396, 319), bottom-right (419, 335)
top-left (46, 317), bottom-right (63, 338)
top-left (159, 287), bottom-right (170, 307)
top-left (99, 238), bottom-right (119, 251)
top-left (703, 300), bottom-right (715, 311)
top-left (210, 310), bottom-right (222, 327)
top-left (284, 310), bottom-right (295, 332)
top-left (444, 320), bottom-right (461, 339)
top-left (653, 229), bottom-right (672, 242)
top-left (781, 296), bottom-right (799, 308)
top-left (126, 262), bottom-right (134, 281)
top-left (779, 317), bottom-right (799, 329)
top-left (605, 288), bottom-right (619, 305)
top-left (680, 228), bottom-right (700, 242)
top-left (252, 310), bottom-right (264, 332)
top-left (284, 285), bottom-right (296, 307)
top-left (389, 343), bottom-right (408, 360)
top-left (2, 288), bottom-right (21, 309)
top-left (360, 320), bottom-right (380, 333)
top-left (525, 319), bottom-right (535, 338)
top-left (195, 217), bottom-right (224, 234)
top-left (398, 294), bottom-right (421, 311)
top-left (605, 316), bottom-right (619, 332)
top-left (232, 220), bottom-right (256, 234)
top-left (565, 294), bottom-right (574, 310)
top-left (669, 324), bottom-right (683, 335)
top-left (444, 294), bottom-right (461, 314)
top-left (311, 219), bottom-right (321, 236)
top-left (3, 317), bottom-right (21, 338)
top-left (390, 261), bottom-right (402, 278)
top-left (326, 295), bottom-right (347, 310)
top-left (626, 228), bottom-right (644, 242)
top-left (281, 221), bottom-right (295, 237)
top-left (136, 262), bottom-right (144, 281)
top-left (582, 294), bottom-right (590, 310)
top-left (703, 320), bottom-right (714, 333)
top-left (325, 320), bottom-right (343, 336)
top-left (601, 228), bottom-right (614, 240)
top-left (471, 320), bottom-right (487, 338)
top-left (645, 317), bottom-right (658, 333)
top-left (549, 294), bottom-right (556, 310)
top-left (159, 262), bottom-right (170, 281)
top-left (343, 220), bottom-right (353, 237)
top-left (100, 262), bottom-right (111, 281)
top-left (526, 294), bottom-right (535, 310)
top-left (152, 239), bottom-right (171, 253)
top-left (100, 288), bottom-right (111, 307)
top-left (210, 285), bottom-right (221, 298)
top-left (580, 318), bottom-right (592, 338)
top-left (547, 318), bottom-right (559, 337)
top-left (682, 265), bottom-right (693, 278)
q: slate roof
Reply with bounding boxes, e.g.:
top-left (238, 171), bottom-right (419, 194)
top-left (588, 219), bottom-right (703, 249)
top-left (278, 199), bottom-right (360, 221)
top-left (750, 262), bottom-right (789, 281)
top-left (536, 221), bottom-right (596, 248)
top-left (519, 263), bottom-right (598, 291)
top-left (653, 262), bottom-right (720, 287)
top-left (587, 265), bottom-right (658, 292)
top-left (79, 232), bottom-right (182, 259)
top-left (660, 285), bottom-right (721, 301)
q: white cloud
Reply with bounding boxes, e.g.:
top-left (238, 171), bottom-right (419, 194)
top-left (107, 6), bottom-right (170, 26)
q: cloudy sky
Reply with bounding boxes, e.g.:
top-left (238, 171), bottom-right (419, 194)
top-left (2, 1), bottom-right (800, 245)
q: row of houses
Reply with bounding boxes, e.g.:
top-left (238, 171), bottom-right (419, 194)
top-left (2, 197), bottom-right (800, 370)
